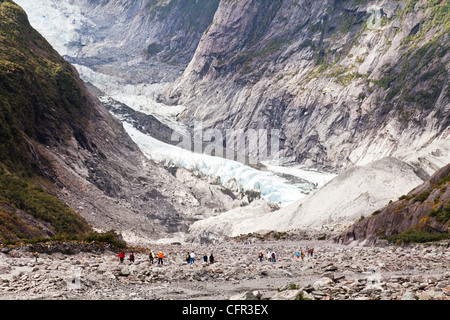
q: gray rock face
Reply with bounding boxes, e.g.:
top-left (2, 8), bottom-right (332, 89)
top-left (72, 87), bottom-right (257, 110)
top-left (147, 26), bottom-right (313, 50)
top-left (163, 0), bottom-right (450, 173)
top-left (19, 0), bottom-right (449, 175)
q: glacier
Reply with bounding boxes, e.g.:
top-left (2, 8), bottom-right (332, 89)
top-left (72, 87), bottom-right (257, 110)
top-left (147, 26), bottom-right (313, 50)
top-left (14, 0), bottom-right (336, 205)
top-left (123, 122), bottom-right (334, 204)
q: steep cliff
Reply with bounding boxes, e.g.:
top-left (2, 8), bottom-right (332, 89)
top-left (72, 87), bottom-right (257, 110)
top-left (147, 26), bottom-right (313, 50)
top-left (0, 0), bottom-right (238, 243)
top-left (163, 0), bottom-right (450, 174)
top-left (337, 163), bottom-right (450, 245)
top-left (0, 0), bottom-right (93, 240)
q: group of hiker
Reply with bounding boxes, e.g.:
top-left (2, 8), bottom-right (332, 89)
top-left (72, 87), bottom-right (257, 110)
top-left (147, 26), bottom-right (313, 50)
top-left (117, 250), bottom-right (214, 265)
top-left (118, 250), bottom-right (165, 265)
top-left (117, 247), bottom-right (316, 265)
top-left (186, 252), bottom-right (214, 265)
top-left (258, 251), bottom-right (278, 262)
top-left (295, 247), bottom-right (314, 261)
top-left (258, 247), bottom-right (315, 262)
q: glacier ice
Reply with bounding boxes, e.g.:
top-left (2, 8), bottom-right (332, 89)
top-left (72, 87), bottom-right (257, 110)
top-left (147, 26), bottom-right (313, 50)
top-left (123, 123), bottom-right (317, 204)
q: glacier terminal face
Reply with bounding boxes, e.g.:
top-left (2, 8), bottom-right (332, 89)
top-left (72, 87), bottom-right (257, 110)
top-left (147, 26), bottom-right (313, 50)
top-left (123, 122), bottom-right (332, 205)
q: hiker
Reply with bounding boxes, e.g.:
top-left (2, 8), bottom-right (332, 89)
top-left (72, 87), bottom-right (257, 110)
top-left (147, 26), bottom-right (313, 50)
top-left (271, 252), bottom-right (276, 262)
top-left (118, 250), bottom-right (125, 264)
top-left (258, 252), bottom-right (263, 262)
top-left (33, 252), bottom-right (39, 263)
top-left (204, 254), bottom-right (208, 263)
top-left (129, 252), bottom-right (135, 263)
top-left (158, 251), bottom-right (164, 265)
top-left (186, 252), bottom-right (190, 264)
top-left (209, 253), bottom-right (214, 264)
top-left (190, 252), bottom-right (196, 264)
top-left (301, 250), bottom-right (305, 261)
top-left (296, 251), bottom-right (300, 259)
top-left (310, 248), bottom-right (314, 257)
top-left (267, 251), bottom-right (272, 262)
top-left (149, 251), bottom-right (154, 264)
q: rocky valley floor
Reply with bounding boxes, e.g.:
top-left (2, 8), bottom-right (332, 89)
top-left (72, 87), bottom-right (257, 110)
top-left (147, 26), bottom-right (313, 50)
top-left (0, 239), bottom-right (449, 301)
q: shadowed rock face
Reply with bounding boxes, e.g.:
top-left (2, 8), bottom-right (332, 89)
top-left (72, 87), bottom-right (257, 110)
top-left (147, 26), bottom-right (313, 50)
top-left (337, 163), bottom-right (450, 246)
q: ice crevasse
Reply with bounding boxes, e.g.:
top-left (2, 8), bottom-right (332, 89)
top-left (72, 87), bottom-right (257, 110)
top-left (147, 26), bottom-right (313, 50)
top-left (123, 123), bottom-right (312, 205)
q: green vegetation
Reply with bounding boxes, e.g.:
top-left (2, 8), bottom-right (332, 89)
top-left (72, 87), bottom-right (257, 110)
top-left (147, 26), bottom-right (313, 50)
top-left (376, 0), bottom-right (449, 115)
top-left (437, 174), bottom-right (450, 186)
top-left (83, 231), bottom-right (127, 249)
top-left (414, 190), bottom-right (431, 203)
top-left (0, 1), bottom-right (96, 244)
top-left (403, 0), bottom-right (420, 14)
top-left (385, 229), bottom-right (450, 244)
top-left (0, 0), bottom-right (90, 174)
top-left (296, 292), bottom-right (313, 300)
top-left (372, 210), bottom-right (381, 216)
top-left (376, 34), bottom-right (448, 113)
top-left (430, 202), bottom-right (450, 225)
top-left (2, 230), bottom-right (127, 249)
top-left (0, 171), bottom-right (92, 241)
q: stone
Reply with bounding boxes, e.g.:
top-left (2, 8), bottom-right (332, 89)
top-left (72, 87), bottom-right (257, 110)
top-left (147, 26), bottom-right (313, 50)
top-left (324, 265), bottom-right (338, 272)
top-left (313, 277), bottom-right (334, 290)
top-left (401, 291), bottom-right (417, 300)
top-left (118, 266), bottom-right (130, 277)
top-left (229, 291), bottom-right (259, 300)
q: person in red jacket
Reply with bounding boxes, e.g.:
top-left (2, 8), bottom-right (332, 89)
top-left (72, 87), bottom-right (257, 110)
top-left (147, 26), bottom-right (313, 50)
top-left (118, 250), bottom-right (125, 264)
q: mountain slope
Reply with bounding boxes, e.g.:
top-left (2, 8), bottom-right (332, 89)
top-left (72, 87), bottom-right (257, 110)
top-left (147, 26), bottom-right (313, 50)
top-left (337, 162), bottom-right (450, 245)
top-left (0, 0), bottom-right (92, 240)
top-left (163, 0), bottom-right (450, 174)
top-left (0, 0), bottom-right (239, 244)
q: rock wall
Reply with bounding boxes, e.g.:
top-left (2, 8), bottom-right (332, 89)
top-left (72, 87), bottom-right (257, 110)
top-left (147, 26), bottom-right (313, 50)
top-left (163, 0), bottom-right (450, 174)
